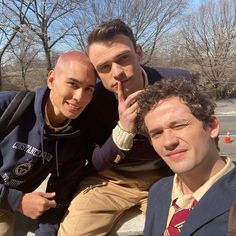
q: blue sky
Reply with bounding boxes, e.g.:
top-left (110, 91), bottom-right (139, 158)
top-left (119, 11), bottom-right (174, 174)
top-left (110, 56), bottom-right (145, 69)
top-left (191, 0), bottom-right (202, 8)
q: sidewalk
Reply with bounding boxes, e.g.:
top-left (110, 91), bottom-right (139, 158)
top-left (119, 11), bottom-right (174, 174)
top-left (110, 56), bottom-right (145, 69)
top-left (215, 98), bottom-right (236, 115)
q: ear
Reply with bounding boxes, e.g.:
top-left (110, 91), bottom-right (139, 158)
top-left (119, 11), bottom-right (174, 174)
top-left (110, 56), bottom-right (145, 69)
top-left (136, 44), bottom-right (143, 61)
top-left (47, 70), bottom-right (55, 89)
top-left (208, 115), bottom-right (220, 139)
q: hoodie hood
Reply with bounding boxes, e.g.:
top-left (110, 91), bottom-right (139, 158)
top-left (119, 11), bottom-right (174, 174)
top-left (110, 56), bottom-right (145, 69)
top-left (33, 86), bottom-right (82, 176)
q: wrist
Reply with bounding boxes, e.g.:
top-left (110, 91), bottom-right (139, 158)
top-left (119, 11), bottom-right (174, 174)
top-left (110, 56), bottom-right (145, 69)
top-left (112, 121), bottom-right (136, 151)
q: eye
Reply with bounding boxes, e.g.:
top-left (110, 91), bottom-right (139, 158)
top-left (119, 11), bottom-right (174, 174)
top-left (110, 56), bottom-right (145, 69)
top-left (172, 123), bottom-right (188, 130)
top-left (85, 87), bottom-right (95, 93)
top-left (67, 81), bottom-right (78, 88)
top-left (150, 130), bottom-right (162, 139)
top-left (98, 64), bottom-right (111, 73)
top-left (117, 54), bottom-right (129, 65)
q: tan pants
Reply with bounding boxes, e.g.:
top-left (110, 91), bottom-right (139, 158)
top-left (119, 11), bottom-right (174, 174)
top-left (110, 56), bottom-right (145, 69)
top-left (0, 209), bottom-right (15, 236)
top-left (58, 172), bottom-right (150, 236)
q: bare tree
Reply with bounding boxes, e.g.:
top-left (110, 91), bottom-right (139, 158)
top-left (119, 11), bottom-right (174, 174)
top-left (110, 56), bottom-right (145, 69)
top-left (181, 0), bottom-right (236, 98)
top-left (1, 0), bottom-right (82, 72)
top-left (0, 5), bottom-right (19, 88)
top-left (68, 0), bottom-right (188, 63)
top-left (10, 31), bottom-right (40, 89)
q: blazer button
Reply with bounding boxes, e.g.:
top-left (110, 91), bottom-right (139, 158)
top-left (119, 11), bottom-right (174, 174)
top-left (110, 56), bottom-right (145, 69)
top-left (113, 154), bottom-right (122, 163)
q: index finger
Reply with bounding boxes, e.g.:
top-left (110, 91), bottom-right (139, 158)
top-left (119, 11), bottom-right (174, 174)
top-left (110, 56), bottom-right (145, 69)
top-left (117, 81), bottom-right (125, 104)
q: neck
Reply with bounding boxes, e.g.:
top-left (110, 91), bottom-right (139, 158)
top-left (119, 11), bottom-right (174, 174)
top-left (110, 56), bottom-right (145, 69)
top-left (178, 155), bottom-right (225, 194)
top-left (46, 96), bottom-right (67, 127)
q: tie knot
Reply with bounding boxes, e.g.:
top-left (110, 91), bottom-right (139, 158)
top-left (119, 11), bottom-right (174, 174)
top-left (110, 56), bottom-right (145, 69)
top-left (161, 198), bottom-right (199, 235)
top-left (172, 198), bottom-right (198, 210)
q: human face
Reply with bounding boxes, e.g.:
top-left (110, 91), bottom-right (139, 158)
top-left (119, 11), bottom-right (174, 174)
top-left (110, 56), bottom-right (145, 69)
top-left (144, 96), bottom-right (220, 176)
top-left (88, 34), bottom-right (143, 98)
top-left (47, 61), bottom-right (96, 125)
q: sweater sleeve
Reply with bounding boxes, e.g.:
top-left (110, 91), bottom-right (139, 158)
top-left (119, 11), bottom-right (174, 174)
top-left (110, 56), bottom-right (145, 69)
top-left (0, 184), bottom-right (23, 212)
top-left (91, 135), bottom-right (127, 171)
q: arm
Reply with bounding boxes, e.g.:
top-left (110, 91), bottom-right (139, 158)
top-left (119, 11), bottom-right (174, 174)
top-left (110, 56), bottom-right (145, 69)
top-left (91, 82), bottom-right (142, 170)
top-left (0, 183), bottom-right (55, 218)
top-left (35, 137), bottom-right (91, 235)
top-left (0, 184), bottom-right (23, 212)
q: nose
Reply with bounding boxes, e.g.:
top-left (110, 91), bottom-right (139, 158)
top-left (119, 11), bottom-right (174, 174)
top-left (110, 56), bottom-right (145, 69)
top-left (112, 63), bottom-right (125, 81)
top-left (163, 130), bottom-right (179, 150)
top-left (73, 88), bottom-right (84, 102)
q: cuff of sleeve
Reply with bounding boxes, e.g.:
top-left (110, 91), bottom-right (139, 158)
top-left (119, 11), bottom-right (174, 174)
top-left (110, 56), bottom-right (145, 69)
top-left (112, 122), bottom-right (136, 151)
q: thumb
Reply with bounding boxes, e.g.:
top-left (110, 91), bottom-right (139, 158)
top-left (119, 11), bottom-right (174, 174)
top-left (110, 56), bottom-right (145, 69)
top-left (40, 192), bottom-right (56, 199)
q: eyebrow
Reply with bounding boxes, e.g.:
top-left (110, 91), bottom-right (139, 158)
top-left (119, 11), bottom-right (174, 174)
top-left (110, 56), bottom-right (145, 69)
top-left (148, 119), bottom-right (190, 134)
top-left (67, 78), bottom-right (95, 88)
top-left (96, 50), bottom-right (131, 69)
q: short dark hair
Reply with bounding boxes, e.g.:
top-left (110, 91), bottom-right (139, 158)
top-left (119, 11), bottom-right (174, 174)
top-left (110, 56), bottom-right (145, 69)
top-left (136, 78), bottom-right (219, 149)
top-left (87, 19), bottom-right (136, 49)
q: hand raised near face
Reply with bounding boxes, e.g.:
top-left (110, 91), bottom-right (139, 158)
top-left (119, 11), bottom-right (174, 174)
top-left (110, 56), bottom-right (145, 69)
top-left (117, 82), bottom-right (143, 133)
top-left (17, 192), bottom-right (57, 219)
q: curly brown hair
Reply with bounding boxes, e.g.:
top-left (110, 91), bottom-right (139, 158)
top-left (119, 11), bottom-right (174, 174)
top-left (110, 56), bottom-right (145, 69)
top-left (136, 78), bottom-right (219, 150)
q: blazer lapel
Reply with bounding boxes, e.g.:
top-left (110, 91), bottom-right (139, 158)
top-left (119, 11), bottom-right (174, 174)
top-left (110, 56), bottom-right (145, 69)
top-left (181, 169), bottom-right (236, 236)
top-left (155, 178), bottom-right (173, 235)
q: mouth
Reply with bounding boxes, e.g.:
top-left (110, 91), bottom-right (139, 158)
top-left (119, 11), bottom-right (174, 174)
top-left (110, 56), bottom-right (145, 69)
top-left (165, 149), bottom-right (188, 159)
top-left (66, 102), bottom-right (82, 113)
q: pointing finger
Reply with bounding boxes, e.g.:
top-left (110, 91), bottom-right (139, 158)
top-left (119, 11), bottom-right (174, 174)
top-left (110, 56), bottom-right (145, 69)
top-left (117, 82), bottom-right (125, 104)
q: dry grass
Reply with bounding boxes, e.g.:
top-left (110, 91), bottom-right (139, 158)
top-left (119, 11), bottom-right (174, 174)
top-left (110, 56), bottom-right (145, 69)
top-left (2, 69), bottom-right (47, 91)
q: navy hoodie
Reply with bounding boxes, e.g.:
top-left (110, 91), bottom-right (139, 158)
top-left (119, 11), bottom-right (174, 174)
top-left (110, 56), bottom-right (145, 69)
top-left (0, 86), bottom-right (94, 235)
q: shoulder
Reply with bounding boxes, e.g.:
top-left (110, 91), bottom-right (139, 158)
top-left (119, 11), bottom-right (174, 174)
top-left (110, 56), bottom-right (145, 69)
top-left (0, 91), bottom-right (17, 113)
top-left (0, 91), bottom-right (17, 102)
top-left (221, 166), bottom-right (236, 185)
top-left (149, 176), bottom-right (173, 195)
top-left (143, 65), bottom-right (192, 82)
top-left (154, 67), bottom-right (192, 80)
top-left (142, 66), bottom-right (162, 83)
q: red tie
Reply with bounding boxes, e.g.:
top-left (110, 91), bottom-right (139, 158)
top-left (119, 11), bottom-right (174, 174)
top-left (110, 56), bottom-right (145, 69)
top-left (161, 199), bottom-right (198, 236)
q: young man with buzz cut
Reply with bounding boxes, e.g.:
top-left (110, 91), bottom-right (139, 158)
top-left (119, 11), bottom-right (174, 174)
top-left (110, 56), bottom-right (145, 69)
top-left (0, 51), bottom-right (96, 235)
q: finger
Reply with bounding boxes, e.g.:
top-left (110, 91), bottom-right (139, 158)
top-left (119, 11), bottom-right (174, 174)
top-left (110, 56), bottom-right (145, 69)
top-left (46, 200), bottom-right (57, 209)
top-left (40, 192), bottom-right (56, 199)
top-left (128, 102), bottom-right (139, 113)
top-left (117, 82), bottom-right (125, 104)
top-left (125, 90), bottom-right (143, 105)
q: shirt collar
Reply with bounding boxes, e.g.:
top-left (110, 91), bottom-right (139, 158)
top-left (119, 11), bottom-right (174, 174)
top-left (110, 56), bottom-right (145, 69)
top-left (141, 67), bottom-right (149, 88)
top-left (171, 157), bottom-right (234, 205)
top-left (44, 102), bottom-right (71, 132)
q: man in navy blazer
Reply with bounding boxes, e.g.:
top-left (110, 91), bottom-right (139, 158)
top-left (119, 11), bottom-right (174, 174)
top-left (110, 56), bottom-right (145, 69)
top-left (136, 78), bottom-right (236, 236)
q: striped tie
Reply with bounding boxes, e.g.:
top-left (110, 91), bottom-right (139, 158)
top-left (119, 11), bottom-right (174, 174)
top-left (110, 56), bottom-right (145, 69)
top-left (161, 199), bottom-right (198, 236)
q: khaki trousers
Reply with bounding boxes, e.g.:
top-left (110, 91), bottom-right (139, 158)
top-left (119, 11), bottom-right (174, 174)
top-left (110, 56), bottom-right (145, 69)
top-left (58, 168), bottom-right (162, 236)
top-left (0, 209), bottom-right (15, 236)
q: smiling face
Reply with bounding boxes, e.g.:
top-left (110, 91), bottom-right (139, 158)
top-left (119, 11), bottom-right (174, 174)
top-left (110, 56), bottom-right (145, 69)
top-left (144, 96), bottom-right (220, 176)
top-left (88, 34), bottom-right (144, 98)
top-left (47, 52), bottom-right (96, 126)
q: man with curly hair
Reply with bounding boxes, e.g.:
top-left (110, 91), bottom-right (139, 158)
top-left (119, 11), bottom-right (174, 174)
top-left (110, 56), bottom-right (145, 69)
top-left (136, 78), bottom-right (236, 236)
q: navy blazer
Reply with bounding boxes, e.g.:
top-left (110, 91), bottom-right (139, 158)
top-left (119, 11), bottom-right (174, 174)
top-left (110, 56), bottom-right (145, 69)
top-left (144, 167), bottom-right (236, 236)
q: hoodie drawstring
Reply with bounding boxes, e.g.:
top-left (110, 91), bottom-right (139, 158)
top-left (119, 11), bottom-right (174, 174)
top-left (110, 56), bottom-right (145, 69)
top-left (40, 125), bottom-right (45, 164)
top-left (55, 141), bottom-right (59, 177)
top-left (41, 124), bottom-right (60, 177)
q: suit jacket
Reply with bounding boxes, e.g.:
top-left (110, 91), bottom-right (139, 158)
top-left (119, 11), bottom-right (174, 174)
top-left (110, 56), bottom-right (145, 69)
top-left (144, 166), bottom-right (236, 236)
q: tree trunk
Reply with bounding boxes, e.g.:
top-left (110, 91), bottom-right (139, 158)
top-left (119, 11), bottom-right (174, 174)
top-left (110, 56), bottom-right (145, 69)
top-left (45, 48), bottom-right (52, 72)
top-left (0, 66), bottom-right (2, 90)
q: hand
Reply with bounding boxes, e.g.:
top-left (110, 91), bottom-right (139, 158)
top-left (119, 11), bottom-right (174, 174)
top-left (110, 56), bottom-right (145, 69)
top-left (117, 82), bottom-right (142, 132)
top-left (17, 192), bottom-right (57, 219)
